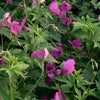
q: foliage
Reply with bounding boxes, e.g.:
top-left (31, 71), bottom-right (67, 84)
top-left (0, 0), bottom-right (100, 100)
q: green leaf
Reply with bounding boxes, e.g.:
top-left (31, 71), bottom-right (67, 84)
top-left (45, 57), bottom-right (57, 63)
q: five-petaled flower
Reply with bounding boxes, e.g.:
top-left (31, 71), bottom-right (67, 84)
top-left (62, 59), bottom-right (75, 75)
top-left (7, 0), bottom-right (12, 5)
top-left (61, 1), bottom-right (72, 12)
top-left (68, 39), bottom-right (82, 50)
top-left (49, 1), bottom-right (60, 15)
top-left (62, 17), bottom-right (72, 27)
top-left (10, 21), bottom-right (22, 37)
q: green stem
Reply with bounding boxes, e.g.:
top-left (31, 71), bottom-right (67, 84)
top-left (9, 78), bottom-right (14, 100)
top-left (25, 72), bottom-right (43, 97)
top-left (1, 34), bottom-right (3, 51)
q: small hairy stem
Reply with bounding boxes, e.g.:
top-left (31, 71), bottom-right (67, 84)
top-left (9, 78), bottom-right (14, 100)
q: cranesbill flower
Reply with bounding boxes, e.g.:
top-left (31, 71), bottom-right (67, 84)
top-left (54, 69), bottom-right (61, 76)
top-left (31, 48), bottom-right (51, 60)
top-left (49, 1), bottom-right (60, 15)
top-left (18, 5), bottom-right (26, 8)
top-left (10, 21), bottom-right (22, 36)
top-left (46, 62), bottom-right (55, 73)
top-left (58, 10), bottom-right (66, 18)
top-left (7, 0), bottom-right (12, 5)
top-left (51, 47), bottom-right (63, 59)
top-left (21, 18), bottom-right (31, 31)
top-left (51, 89), bottom-right (66, 100)
top-left (31, 0), bottom-right (45, 6)
top-left (45, 76), bottom-right (54, 83)
top-left (0, 16), bottom-right (12, 27)
top-left (68, 39), bottom-right (82, 50)
top-left (0, 58), bottom-right (5, 65)
top-left (62, 17), bottom-right (72, 27)
top-left (63, 59), bottom-right (75, 75)
top-left (31, 51), bottom-right (45, 60)
top-left (61, 1), bottom-right (72, 12)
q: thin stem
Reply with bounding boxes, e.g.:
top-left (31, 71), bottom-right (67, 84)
top-left (9, 78), bottom-right (14, 100)
top-left (2, 34), bottom-right (3, 51)
top-left (25, 72), bottom-right (43, 97)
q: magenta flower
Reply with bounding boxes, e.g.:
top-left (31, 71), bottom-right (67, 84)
top-left (31, 0), bottom-right (38, 6)
top-left (31, 48), bottom-right (51, 60)
top-left (0, 58), bottom-right (5, 65)
top-left (61, 1), bottom-right (72, 12)
top-left (54, 22), bottom-right (57, 25)
top-left (10, 21), bottom-right (22, 36)
top-left (0, 16), bottom-right (11, 27)
top-left (21, 18), bottom-right (31, 31)
top-left (65, 32), bottom-right (68, 36)
top-left (31, 51), bottom-right (45, 60)
top-left (54, 69), bottom-right (61, 76)
top-left (49, 1), bottom-right (60, 15)
top-left (51, 47), bottom-right (63, 59)
top-left (45, 76), bottom-right (54, 83)
top-left (18, 5), bottom-right (26, 8)
top-left (46, 62), bottom-right (55, 73)
top-left (62, 59), bottom-right (75, 75)
top-left (31, 0), bottom-right (45, 6)
top-left (68, 39), bottom-right (82, 50)
top-left (62, 17), bottom-right (72, 27)
top-left (7, 0), bottom-right (12, 5)
top-left (57, 43), bottom-right (62, 47)
top-left (58, 10), bottom-right (66, 18)
top-left (51, 89), bottom-right (66, 100)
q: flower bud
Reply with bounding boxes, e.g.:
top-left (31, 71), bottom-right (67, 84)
top-left (3, 12), bottom-right (10, 19)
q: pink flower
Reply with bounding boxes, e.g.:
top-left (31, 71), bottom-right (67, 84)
top-left (61, 1), bottom-right (72, 12)
top-left (0, 58), bottom-right (5, 65)
top-left (18, 5), bottom-right (26, 8)
top-left (31, 51), bottom-right (45, 60)
top-left (51, 89), bottom-right (66, 100)
top-left (10, 21), bottom-right (22, 36)
top-left (46, 62), bottom-right (55, 73)
top-left (7, 0), bottom-right (12, 5)
top-left (51, 47), bottom-right (63, 59)
top-left (68, 39), bottom-right (82, 50)
top-left (58, 11), bottom-right (66, 18)
top-left (31, 0), bottom-right (45, 6)
top-left (44, 48), bottom-right (51, 58)
top-left (21, 18), bottom-right (31, 31)
top-left (98, 18), bottom-right (100, 21)
top-left (62, 17), bottom-right (72, 27)
top-left (0, 16), bottom-right (12, 27)
top-left (63, 59), bottom-right (75, 75)
top-left (31, 48), bottom-right (51, 60)
top-left (49, 1), bottom-right (60, 15)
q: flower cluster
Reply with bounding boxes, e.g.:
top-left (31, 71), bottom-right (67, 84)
top-left (49, 1), bottom-right (72, 26)
top-left (0, 12), bottom-right (31, 37)
top-left (45, 59), bottom-right (75, 83)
